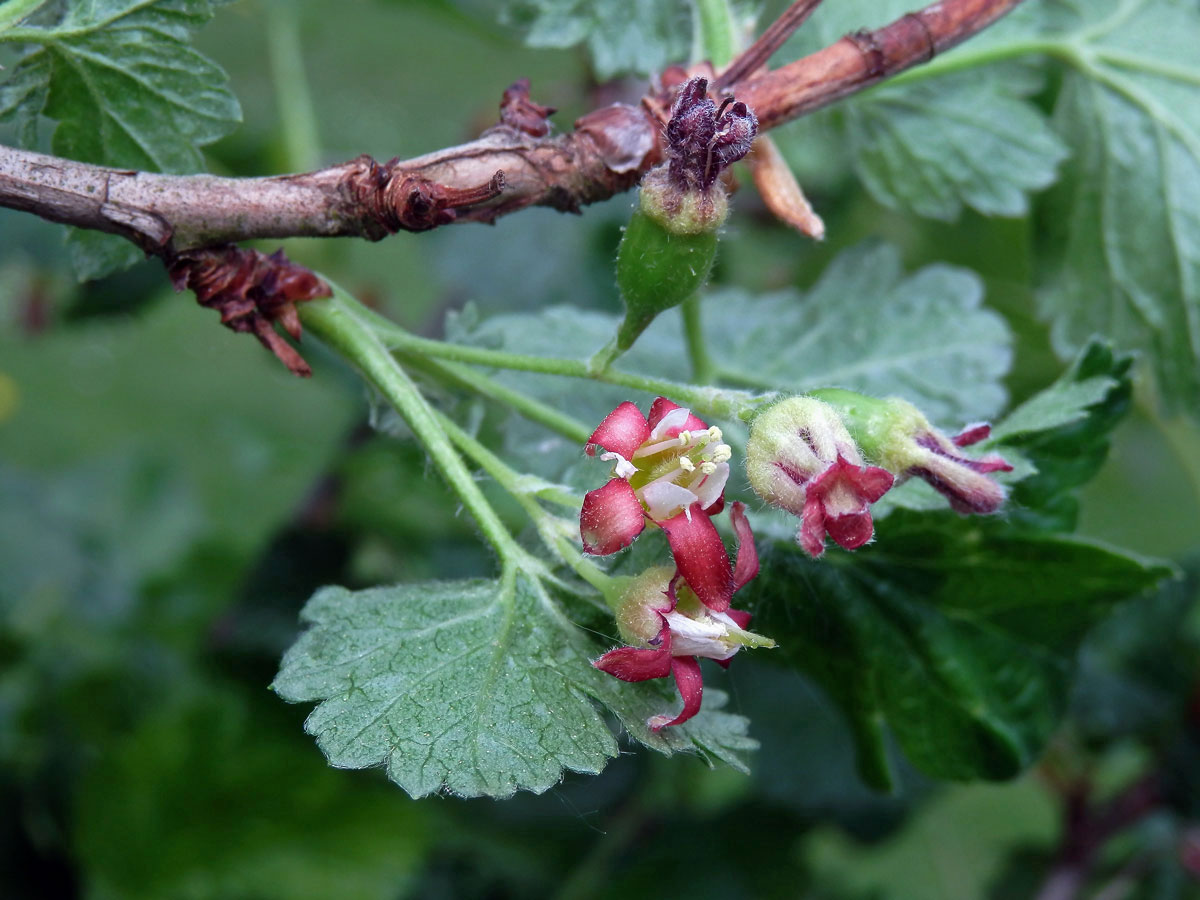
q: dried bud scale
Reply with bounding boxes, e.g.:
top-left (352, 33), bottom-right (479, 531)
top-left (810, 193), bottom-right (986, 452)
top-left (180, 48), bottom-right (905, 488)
top-left (167, 245), bottom-right (330, 376)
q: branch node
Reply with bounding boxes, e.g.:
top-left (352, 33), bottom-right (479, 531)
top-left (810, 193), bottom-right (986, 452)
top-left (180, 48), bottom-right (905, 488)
top-left (345, 156), bottom-right (506, 237)
top-left (498, 77), bottom-right (557, 137)
top-left (902, 12), bottom-right (938, 63)
top-left (167, 245), bottom-right (330, 377)
top-left (846, 29), bottom-right (887, 80)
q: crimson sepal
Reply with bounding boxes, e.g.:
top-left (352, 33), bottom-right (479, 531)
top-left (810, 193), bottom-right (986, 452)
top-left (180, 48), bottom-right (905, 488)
top-left (729, 501), bottom-right (759, 591)
top-left (580, 479), bottom-right (645, 555)
top-left (650, 657), bottom-right (705, 731)
top-left (585, 401), bottom-right (649, 459)
top-left (799, 455), bottom-right (894, 558)
top-left (593, 641), bottom-right (672, 682)
top-left (660, 504), bottom-right (734, 612)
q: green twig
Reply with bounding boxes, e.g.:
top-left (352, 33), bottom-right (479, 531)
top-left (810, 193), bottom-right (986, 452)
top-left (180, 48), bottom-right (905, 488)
top-left (397, 350), bottom-right (592, 445)
top-left (680, 294), bottom-right (717, 384)
top-left (693, 0), bottom-right (740, 67)
top-left (882, 38), bottom-right (1084, 89)
top-left (432, 409), bottom-right (618, 601)
top-left (266, 0), bottom-right (321, 173)
top-left (362, 307), bottom-right (764, 422)
top-left (301, 289), bottom-right (521, 563)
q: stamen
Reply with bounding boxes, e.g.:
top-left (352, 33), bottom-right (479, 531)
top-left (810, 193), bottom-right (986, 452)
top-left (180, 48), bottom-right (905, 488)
top-left (678, 456), bottom-right (696, 473)
top-left (710, 444), bottom-right (732, 464)
top-left (700, 461), bottom-right (717, 475)
top-left (633, 435), bottom-right (691, 459)
top-left (641, 466), bottom-right (687, 490)
top-left (708, 426), bottom-right (723, 442)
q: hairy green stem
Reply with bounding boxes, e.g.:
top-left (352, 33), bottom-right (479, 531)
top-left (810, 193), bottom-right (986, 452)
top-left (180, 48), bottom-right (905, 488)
top-left (883, 37), bottom-right (1083, 89)
top-left (432, 409), bottom-right (618, 599)
top-left (680, 295), bottom-right (717, 384)
top-left (398, 350), bottom-right (592, 445)
top-left (693, 0), bottom-right (739, 67)
top-left (362, 308), bottom-right (763, 422)
top-left (301, 290), bottom-right (521, 562)
top-left (0, 0), bottom-right (45, 33)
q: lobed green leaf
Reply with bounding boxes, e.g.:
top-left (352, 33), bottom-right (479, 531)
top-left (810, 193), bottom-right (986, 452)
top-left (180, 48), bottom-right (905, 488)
top-left (843, 73), bottom-right (1068, 221)
top-left (473, 0), bottom-right (741, 79)
top-left (274, 567), bottom-right (755, 799)
top-left (0, 0), bottom-right (241, 278)
top-left (990, 339), bottom-right (1134, 531)
top-left (1037, 0), bottom-right (1200, 414)
top-left (708, 242), bottom-right (1013, 423)
top-left (745, 514), bottom-right (1174, 790)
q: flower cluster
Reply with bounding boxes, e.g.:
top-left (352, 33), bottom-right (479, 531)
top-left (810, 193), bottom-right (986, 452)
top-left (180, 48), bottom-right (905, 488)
top-left (582, 398), bottom-right (773, 729)
top-left (580, 389), bottom-right (1013, 727)
top-left (746, 391), bottom-right (1014, 558)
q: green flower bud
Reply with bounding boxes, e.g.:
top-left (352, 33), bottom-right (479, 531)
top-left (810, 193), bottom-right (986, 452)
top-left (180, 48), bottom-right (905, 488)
top-left (746, 396), bottom-right (893, 557)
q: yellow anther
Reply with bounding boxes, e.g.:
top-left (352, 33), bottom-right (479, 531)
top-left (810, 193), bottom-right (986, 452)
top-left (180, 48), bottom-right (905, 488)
top-left (700, 461), bottom-right (717, 475)
top-left (707, 426), bottom-right (723, 443)
top-left (677, 431), bottom-right (691, 446)
top-left (678, 456), bottom-right (696, 472)
top-left (711, 445), bottom-right (732, 464)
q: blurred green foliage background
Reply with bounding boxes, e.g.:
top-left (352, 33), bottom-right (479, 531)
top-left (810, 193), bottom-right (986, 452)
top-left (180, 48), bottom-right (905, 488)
top-left (2, 1), bottom-right (1200, 897)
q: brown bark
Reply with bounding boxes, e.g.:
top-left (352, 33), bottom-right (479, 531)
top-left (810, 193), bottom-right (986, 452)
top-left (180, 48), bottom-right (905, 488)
top-left (0, 0), bottom-right (1027, 254)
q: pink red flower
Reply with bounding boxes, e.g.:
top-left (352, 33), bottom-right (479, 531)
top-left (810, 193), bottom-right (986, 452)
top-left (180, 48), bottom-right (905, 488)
top-left (810, 390), bottom-right (1014, 516)
top-left (746, 396), bottom-right (894, 558)
top-left (593, 503), bottom-right (772, 730)
top-left (581, 397), bottom-right (740, 611)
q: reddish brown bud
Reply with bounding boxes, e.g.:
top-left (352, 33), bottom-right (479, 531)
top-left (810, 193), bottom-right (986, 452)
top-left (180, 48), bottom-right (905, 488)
top-left (499, 77), bottom-right (556, 137)
top-left (575, 103), bottom-right (658, 175)
top-left (665, 77), bottom-right (758, 194)
top-left (167, 245), bottom-right (330, 377)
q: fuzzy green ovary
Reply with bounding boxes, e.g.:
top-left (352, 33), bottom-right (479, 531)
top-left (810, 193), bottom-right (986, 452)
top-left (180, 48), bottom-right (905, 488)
top-left (615, 207), bottom-right (718, 352)
top-left (615, 566), bottom-right (676, 644)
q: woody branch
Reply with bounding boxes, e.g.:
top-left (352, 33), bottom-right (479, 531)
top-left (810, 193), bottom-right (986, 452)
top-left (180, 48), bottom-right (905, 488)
top-left (0, 0), bottom-right (1025, 256)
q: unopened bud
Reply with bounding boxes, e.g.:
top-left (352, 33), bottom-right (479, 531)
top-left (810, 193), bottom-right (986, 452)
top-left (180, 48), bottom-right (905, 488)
top-left (746, 397), bottom-right (893, 558)
top-left (811, 389), bottom-right (1013, 515)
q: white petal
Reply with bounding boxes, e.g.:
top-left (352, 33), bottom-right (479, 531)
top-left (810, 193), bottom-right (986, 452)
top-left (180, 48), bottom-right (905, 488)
top-left (664, 611), bottom-right (738, 660)
top-left (640, 481), bottom-right (698, 520)
top-left (691, 462), bottom-right (729, 510)
top-left (600, 451), bottom-right (636, 479)
top-left (650, 407), bottom-right (692, 440)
